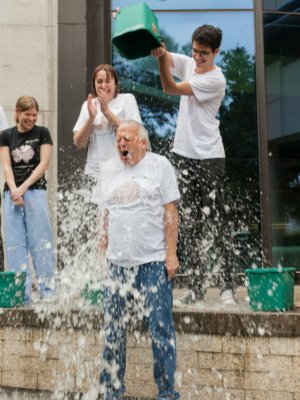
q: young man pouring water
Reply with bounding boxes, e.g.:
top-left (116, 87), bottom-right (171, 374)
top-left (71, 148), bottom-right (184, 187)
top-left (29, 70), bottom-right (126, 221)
top-left (152, 24), bottom-right (237, 307)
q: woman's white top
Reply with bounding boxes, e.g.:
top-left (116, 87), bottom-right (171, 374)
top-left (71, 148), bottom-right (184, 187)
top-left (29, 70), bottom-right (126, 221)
top-left (73, 93), bottom-right (141, 176)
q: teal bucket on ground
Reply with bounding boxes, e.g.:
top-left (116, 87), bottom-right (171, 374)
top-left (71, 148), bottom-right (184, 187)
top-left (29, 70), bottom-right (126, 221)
top-left (112, 2), bottom-right (162, 59)
top-left (0, 271), bottom-right (26, 307)
top-left (245, 267), bottom-right (295, 311)
top-left (81, 283), bottom-right (103, 306)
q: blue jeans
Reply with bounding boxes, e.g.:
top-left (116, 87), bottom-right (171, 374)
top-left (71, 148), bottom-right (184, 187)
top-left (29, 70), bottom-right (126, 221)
top-left (100, 261), bottom-right (180, 400)
top-left (3, 190), bottom-right (55, 300)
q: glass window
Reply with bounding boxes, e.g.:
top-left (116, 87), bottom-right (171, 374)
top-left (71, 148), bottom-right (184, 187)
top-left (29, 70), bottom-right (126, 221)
top-left (264, 12), bottom-right (300, 267)
top-left (112, 6), bottom-right (261, 269)
top-left (263, 0), bottom-right (300, 12)
top-left (112, 0), bottom-right (254, 10)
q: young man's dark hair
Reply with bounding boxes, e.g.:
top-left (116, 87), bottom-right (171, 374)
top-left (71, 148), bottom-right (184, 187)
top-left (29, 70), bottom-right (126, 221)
top-left (192, 24), bottom-right (222, 52)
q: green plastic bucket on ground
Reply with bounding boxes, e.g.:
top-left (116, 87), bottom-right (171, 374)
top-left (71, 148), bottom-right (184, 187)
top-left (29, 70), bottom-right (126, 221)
top-left (81, 283), bottom-right (103, 306)
top-left (245, 267), bottom-right (295, 311)
top-left (0, 272), bottom-right (26, 307)
top-left (112, 2), bottom-right (162, 59)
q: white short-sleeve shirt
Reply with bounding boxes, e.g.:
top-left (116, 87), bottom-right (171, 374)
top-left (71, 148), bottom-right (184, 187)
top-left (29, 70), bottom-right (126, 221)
top-left (99, 152), bottom-right (180, 267)
top-left (0, 106), bottom-right (8, 131)
top-left (171, 53), bottom-right (226, 160)
top-left (73, 93), bottom-right (141, 176)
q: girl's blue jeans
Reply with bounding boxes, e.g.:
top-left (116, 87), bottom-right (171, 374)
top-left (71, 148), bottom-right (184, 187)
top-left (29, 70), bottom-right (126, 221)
top-left (100, 261), bottom-right (180, 400)
top-left (3, 189), bottom-right (55, 300)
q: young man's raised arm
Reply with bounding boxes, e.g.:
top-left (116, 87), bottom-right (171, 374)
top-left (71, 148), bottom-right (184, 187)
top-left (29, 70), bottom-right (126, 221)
top-left (152, 44), bottom-right (194, 96)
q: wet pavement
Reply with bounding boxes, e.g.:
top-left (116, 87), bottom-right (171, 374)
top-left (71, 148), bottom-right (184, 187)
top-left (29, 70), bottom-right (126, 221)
top-left (173, 284), bottom-right (300, 313)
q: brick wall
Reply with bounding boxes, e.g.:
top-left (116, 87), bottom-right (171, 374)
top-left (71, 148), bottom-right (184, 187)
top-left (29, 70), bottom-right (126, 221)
top-left (1, 323), bottom-right (300, 399)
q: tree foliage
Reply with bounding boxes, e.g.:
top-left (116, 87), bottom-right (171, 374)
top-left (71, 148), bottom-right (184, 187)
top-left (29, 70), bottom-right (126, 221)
top-left (218, 46), bottom-right (259, 186)
top-left (114, 40), bottom-right (260, 229)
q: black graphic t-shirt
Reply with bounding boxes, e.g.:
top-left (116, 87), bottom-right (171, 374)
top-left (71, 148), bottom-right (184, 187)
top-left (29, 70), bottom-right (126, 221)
top-left (0, 125), bottom-right (53, 190)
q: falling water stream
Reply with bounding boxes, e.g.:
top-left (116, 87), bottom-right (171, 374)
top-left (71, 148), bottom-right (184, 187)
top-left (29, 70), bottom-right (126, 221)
top-left (0, 167), bottom-right (265, 400)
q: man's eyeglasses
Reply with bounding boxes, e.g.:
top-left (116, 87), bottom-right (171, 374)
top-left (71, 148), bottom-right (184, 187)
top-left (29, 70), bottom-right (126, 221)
top-left (192, 49), bottom-right (212, 58)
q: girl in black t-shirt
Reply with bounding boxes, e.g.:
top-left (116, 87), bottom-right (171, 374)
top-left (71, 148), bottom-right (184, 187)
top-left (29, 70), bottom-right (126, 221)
top-left (0, 96), bottom-right (55, 303)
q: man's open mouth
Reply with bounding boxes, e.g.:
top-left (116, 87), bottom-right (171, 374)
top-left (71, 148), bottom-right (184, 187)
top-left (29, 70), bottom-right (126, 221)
top-left (121, 150), bottom-right (129, 157)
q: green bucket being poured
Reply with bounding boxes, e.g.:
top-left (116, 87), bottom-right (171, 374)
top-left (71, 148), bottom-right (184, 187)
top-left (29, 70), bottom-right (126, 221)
top-left (112, 2), bottom-right (162, 60)
top-left (0, 271), bottom-right (26, 308)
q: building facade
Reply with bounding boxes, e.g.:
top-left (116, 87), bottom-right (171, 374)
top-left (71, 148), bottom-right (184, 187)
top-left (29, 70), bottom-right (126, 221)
top-left (1, 0), bottom-right (299, 271)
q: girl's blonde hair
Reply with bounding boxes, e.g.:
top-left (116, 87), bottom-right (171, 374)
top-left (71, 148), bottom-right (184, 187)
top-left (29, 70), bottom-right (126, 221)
top-left (15, 96), bottom-right (39, 123)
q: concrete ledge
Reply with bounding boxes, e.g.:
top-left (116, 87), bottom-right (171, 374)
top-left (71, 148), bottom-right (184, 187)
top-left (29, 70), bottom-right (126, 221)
top-left (0, 308), bottom-right (103, 330)
top-left (174, 309), bottom-right (300, 337)
top-left (1, 307), bottom-right (300, 337)
top-left (0, 387), bottom-right (152, 400)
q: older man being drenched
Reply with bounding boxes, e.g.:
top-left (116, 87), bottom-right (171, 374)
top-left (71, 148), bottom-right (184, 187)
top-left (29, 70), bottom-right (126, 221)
top-left (98, 120), bottom-right (180, 400)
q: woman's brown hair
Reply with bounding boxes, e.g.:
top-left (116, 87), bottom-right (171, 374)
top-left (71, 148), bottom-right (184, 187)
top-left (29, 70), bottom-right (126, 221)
top-left (91, 64), bottom-right (120, 98)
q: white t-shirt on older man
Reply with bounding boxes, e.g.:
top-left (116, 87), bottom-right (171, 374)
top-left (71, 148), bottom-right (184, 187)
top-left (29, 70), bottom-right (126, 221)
top-left (99, 152), bottom-right (180, 267)
top-left (73, 93), bottom-right (141, 176)
top-left (171, 53), bottom-right (226, 160)
top-left (0, 106), bottom-right (8, 131)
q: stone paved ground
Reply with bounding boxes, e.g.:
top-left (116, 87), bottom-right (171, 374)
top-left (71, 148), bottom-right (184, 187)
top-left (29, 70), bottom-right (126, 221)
top-left (173, 283), bottom-right (300, 312)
